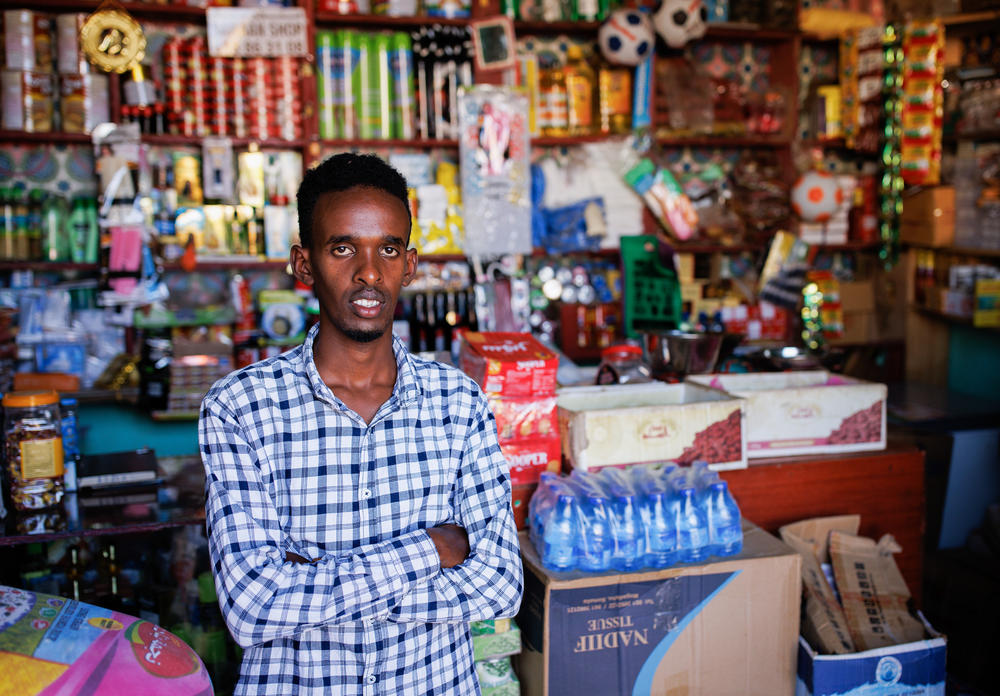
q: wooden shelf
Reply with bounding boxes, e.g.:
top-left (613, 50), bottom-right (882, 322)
top-left (162, 259), bottom-right (289, 272)
top-left (0, 261), bottom-right (98, 272)
top-left (318, 137), bottom-right (459, 149)
top-left (911, 304), bottom-right (1000, 332)
top-left (905, 244), bottom-right (1000, 259)
top-left (29, 0), bottom-right (208, 21)
top-left (814, 241), bottom-right (881, 252)
top-left (0, 130), bottom-right (91, 145)
top-left (150, 410), bottom-right (200, 422)
top-left (655, 134), bottom-right (792, 148)
top-left (532, 134), bottom-right (622, 146)
top-left (315, 12), bottom-right (470, 27)
top-left (418, 254), bottom-right (468, 262)
top-left (704, 24), bottom-right (798, 42)
top-left (144, 134), bottom-right (307, 148)
top-left (953, 129), bottom-right (1000, 142)
top-left (515, 19), bottom-right (600, 34)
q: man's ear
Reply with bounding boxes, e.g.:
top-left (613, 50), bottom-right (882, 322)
top-left (402, 247), bottom-right (418, 287)
top-left (290, 244), bottom-right (314, 286)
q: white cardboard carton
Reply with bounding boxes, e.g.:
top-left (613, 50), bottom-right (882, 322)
top-left (687, 371), bottom-right (887, 459)
top-left (557, 382), bottom-right (747, 471)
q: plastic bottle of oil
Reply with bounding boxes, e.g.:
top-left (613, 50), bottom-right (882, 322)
top-left (564, 45), bottom-right (597, 136)
top-left (538, 59), bottom-right (569, 137)
top-left (598, 62), bottom-right (633, 135)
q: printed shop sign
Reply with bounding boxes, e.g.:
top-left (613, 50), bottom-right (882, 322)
top-left (207, 7), bottom-right (309, 58)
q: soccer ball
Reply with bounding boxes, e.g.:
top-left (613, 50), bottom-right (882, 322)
top-left (791, 170), bottom-right (844, 223)
top-left (598, 9), bottom-right (654, 67)
top-left (653, 0), bottom-right (708, 49)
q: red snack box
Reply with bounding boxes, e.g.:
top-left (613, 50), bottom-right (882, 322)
top-left (460, 332), bottom-right (558, 398)
top-left (489, 396), bottom-right (558, 442)
top-left (499, 437), bottom-right (561, 486)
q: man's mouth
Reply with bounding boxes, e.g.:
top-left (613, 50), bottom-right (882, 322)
top-left (351, 294), bottom-right (385, 318)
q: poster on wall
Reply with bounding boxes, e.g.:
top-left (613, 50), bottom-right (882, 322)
top-left (458, 86), bottom-right (531, 258)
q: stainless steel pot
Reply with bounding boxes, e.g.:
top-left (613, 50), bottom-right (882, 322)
top-left (642, 331), bottom-right (725, 375)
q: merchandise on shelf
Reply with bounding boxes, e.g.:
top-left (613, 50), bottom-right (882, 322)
top-left (900, 20), bottom-right (944, 187)
top-left (3, 390), bottom-right (65, 512)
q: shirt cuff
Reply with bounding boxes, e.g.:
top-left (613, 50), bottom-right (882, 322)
top-left (381, 529), bottom-right (441, 587)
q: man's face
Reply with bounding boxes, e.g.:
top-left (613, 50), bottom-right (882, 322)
top-left (292, 186), bottom-right (416, 344)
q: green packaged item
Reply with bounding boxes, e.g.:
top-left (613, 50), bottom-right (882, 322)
top-left (372, 33), bottom-right (392, 140)
top-left (316, 31), bottom-right (337, 140)
top-left (482, 682), bottom-right (520, 696)
top-left (389, 32), bottom-right (415, 140)
top-left (475, 656), bottom-right (520, 696)
top-left (472, 624), bottom-right (521, 661)
top-left (471, 618), bottom-right (512, 636)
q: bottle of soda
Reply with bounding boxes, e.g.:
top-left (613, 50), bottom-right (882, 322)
top-left (576, 494), bottom-right (612, 572)
top-left (542, 492), bottom-right (578, 571)
top-left (704, 480), bottom-right (743, 556)
top-left (672, 481), bottom-right (710, 563)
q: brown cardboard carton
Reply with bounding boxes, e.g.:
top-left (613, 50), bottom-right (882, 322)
top-left (838, 280), bottom-right (875, 313)
top-left (779, 516), bottom-right (860, 655)
top-left (829, 531), bottom-right (927, 651)
top-left (517, 524), bottom-right (800, 696)
top-left (900, 186), bottom-right (956, 247)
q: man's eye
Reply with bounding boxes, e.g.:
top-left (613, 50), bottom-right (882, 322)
top-left (332, 246), bottom-right (352, 256)
top-left (382, 246), bottom-right (400, 257)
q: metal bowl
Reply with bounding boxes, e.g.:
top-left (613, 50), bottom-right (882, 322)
top-left (642, 331), bottom-right (725, 376)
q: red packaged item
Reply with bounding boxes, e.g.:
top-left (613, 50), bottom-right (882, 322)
top-left (460, 332), bottom-right (558, 398)
top-left (489, 396), bottom-right (558, 442)
top-left (499, 438), bottom-right (561, 486)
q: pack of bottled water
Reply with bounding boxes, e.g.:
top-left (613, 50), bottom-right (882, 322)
top-left (528, 462), bottom-right (744, 573)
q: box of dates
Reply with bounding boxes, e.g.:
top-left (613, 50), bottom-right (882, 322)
top-left (687, 371), bottom-right (886, 459)
top-left (557, 382), bottom-right (747, 472)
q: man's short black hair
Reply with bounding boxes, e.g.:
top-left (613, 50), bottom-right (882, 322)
top-left (296, 152), bottom-right (411, 249)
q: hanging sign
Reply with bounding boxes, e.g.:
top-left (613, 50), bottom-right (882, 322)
top-left (206, 7), bottom-right (309, 57)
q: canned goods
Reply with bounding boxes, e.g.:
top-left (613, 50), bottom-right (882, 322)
top-left (2, 70), bottom-right (54, 132)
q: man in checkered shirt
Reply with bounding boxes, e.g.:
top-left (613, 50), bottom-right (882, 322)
top-left (200, 153), bottom-right (523, 695)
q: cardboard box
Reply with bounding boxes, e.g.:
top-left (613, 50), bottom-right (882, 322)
top-left (500, 438), bottom-right (561, 486)
top-left (838, 280), bottom-right (875, 313)
top-left (796, 619), bottom-right (946, 696)
top-left (517, 524), bottom-right (801, 696)
top-left (460, 332), bottom-right (559, 398)
top-left (557, 382), bottom-right (747, 471)
top-left (831, 311), bottom-right (877, 345)
top-left (900, 186), bottom-right (956, 247)
top-left (687, 371), bottom-right (886, 458)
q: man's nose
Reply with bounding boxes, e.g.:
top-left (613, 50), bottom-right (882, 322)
top-left (353, 252), bottom-right (382, 285)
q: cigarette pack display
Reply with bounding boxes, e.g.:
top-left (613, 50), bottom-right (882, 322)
top-left (687, 371), bottom-right (887, 458)
top-left (460, 332), bottom-right (558, 398)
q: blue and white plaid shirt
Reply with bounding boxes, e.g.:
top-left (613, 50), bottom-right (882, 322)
top-left (199, 325), bottom-right (523, 695)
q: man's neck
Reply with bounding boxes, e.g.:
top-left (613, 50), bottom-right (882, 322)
top-left (311, 322), bottom-right (398, 394)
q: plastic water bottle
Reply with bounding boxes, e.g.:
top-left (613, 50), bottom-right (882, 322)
top-left (673, 482), bottom-right (710, 563)
top-left (577, 495), bottom-right (612, 572)
top-left (608, 492), bottom-right (643, 571)
top-left (542, 493), bottom-right (578, 570)
top-left (643, 489), bottom-right (678, 568)
top-left (704, 480), bottom-right (743, 556)
top-left (530, 473), bottom-right (559, 549)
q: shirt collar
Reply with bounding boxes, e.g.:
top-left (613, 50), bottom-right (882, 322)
top-left (301, 324), bottom-right (422, 408)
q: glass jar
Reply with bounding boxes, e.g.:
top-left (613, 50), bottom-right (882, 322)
top-left (3, 390), bottom-right (65, 511)
top-left (595, 345), bottom-right (652, 385)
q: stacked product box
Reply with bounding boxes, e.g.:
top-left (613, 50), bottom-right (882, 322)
top-left (687, 371), bottom-right (887, 459)
top-left (471, 619), bottom-right (522, 696)
top-left (459, 332), bottom-right (560, 529)
top-left (557, 382), bottom-right (748, 472)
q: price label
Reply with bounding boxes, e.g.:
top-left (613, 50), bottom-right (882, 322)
top-left (206, 7), bottom-right (309, 58)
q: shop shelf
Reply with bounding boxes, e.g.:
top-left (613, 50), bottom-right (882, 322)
top-left (150, 410), bottom-right (200, 421)
top-left (655, 134), bottom-right (792, 148)
top-left (532, 134), bottom-right (622, 146)
top-left (31, 0), bottom-right (209, 22)
top-left (143, 134), bottom-right (307, 148)
top-left (0, 261), bottom-right (99, 272)
top-left (515, 19), bottom-right (601, 34)
top-left (315, 12), bottom-right (470, 27)
top-left (0, 130), bottom-right (91, 145)
top-left (953, 129), bottom-right (1000, 142)
top-left (318, 138), bottom-right (459, 149)
top-left (904, 244), bottom-right (1000, 259)
top-left (813, 241), bottom-right (882, 252)
top-left (911, 304), bottom-right (1000, 332)
top-left (162, 259), bottom-right (290, 272)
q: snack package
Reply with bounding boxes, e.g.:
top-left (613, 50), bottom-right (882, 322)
top-left (623, 158), bottom-right (698, 240)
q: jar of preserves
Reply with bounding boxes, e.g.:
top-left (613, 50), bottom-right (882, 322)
top-left (595, 344), bottom-right (652, 385)
top-left (3, 390), bottom-right (65, 511)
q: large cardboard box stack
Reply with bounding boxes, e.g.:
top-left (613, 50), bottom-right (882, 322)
top-left (460, 332), bottom-right (560, 528)
top-left (781, 517), bottom-right (947, 696)
top-left (517, 524), bottom-right (801, 695)
top-left (557, 381), bottom-right (747, 472)
top-left (687, 371), bottom-right (886, 459)
top-left (832, 280), bottom-right (876, 345)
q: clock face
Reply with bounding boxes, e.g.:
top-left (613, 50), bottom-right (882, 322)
top-left (80, 9), bottom-right (147, 73)
top-left (0, 586), bottom-right (36, 632)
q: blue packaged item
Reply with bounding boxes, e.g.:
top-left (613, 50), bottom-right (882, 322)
top-left (704, 480), bottom-right (743, 556)
top-left (35, 342), bottom-right (86, 377)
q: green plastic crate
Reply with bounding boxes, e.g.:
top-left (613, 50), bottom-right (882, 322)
top-left (619, 234), bottom-right (682, 338)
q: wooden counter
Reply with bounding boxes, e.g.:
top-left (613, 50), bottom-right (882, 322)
top-left (721, 443), bottom-right (926, 603)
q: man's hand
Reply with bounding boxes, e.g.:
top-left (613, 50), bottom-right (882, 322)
top-left (427, 524), bottom-right (470, 569)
